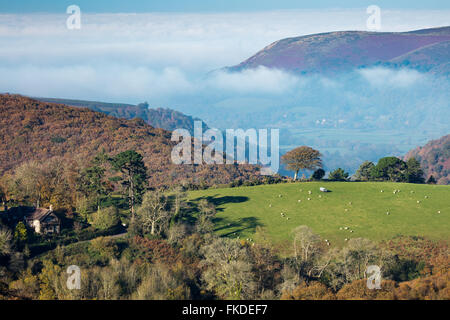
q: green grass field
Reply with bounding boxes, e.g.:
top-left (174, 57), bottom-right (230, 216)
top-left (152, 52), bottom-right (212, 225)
top-left (189, 182), bottom-right (450, 247)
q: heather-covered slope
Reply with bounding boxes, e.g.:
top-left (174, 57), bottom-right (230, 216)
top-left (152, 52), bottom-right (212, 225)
top-left (0, 94), bottom-right (259, 187)
top-left (228, 26), bottom-right (450, 74)
top-left (404, 134), bottom-right (450, 185)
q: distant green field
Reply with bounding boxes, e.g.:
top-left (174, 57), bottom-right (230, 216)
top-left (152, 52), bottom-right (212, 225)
top-left (189, 182), bottom-right (450, 247)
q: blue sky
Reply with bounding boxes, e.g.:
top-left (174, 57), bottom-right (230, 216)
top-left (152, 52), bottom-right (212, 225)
top-left (1, 0), bottom-right (449, 13)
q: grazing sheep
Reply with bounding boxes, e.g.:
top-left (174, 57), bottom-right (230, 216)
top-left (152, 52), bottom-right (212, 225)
top-left (324, 239), bottom-right (328, 242)
top-left (345, 238), bottom-right (348, 241)
top-left (345, 209), bottom-right (348, 212)
top-left (279, 194), bottom-right (282, 197)
top-left (307, 198), bottom-right (311, 201)
top-left (350, 230), bottom-right (354, 233)
top-left (425, 196), bottom-right (429, 199)
top-left (298, 200), bottom-right (302, 203)
top-left (380, 190), bottom-right (384, 192)
top-left (349, 202), bottom-right (352, 205)
top-left (417, 200), bottom-right (420, 204)
top-left (319, 187), bottom-right (328, 192)
top-left (318, 195), bottom-right (322, 198)
top-left (438, 211), bottom-right (441, 214)
top-left (339, 227), bottom-right (343, 230)
top-left (308, 191), bottom-right (312, 195)
top-left (344, 227), bottom-right (349, 230)
top-left (286, 217), bottom-right (290, 220)
top-left (386, 211), bottom-right (390, 215)
top-left (269, 204), bottom-right (272, 208)
top-left (327, 242), bottom-right (330, 246)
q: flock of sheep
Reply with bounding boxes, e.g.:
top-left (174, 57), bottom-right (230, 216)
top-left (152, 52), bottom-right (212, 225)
top-left (265, 186), bottom-right (443, 246)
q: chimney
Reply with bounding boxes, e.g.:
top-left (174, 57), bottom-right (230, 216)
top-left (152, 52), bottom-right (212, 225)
top-left (49, 205), bottom-right (53, 211)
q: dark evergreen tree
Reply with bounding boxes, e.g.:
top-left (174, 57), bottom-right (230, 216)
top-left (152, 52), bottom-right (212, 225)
top-left (311, 168), bottom-right (325, 180)
top-left (110, 150), bottom-right (148, 216)
top-left (405, 158), bottom-right (425, 183)
top-left (371, 157), bottom-right (407, 182)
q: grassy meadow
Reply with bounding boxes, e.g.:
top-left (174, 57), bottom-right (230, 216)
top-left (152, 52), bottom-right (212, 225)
top-left (189, 182), bottom-right (450, 247)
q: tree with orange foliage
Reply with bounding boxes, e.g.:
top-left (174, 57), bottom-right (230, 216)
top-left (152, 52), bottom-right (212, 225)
top-left (281, 146), bottom-right (322, 180)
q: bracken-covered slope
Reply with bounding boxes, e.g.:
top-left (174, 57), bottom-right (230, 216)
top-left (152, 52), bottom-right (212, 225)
top-left (34, 97), bottom-right (208, 135)
top-left (0, 94), bottom-right (259, 187)
top-left (228, 26), bottom-right (450, 74)
top-left (404, 134), bottom-right (450, 185)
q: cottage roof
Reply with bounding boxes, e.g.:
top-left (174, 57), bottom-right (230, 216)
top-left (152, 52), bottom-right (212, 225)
top-left (26, 208), bottom-right (52, 221)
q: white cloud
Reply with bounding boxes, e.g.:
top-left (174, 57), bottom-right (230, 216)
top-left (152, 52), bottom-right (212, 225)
top-left (0, 9), bottom-right (448, 103)
top-left (359, 67), bottom-right (424, 88)
top-left (1, 9), bottom-right (449, 72)
top-left (207, 67), bottom-right (301, 94)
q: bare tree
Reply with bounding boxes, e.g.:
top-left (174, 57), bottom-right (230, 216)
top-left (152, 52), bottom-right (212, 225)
top-left (137, 190), bottom-right (171, 235)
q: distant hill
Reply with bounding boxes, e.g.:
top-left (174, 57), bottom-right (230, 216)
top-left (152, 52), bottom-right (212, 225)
top-left (34, 97), bottom-right (208, 135)
top-left (0, 94), bottom-right (259, 187)
top-left (227, 26), bottom-right (450, 74)
top-left (404, 134), bottom-right (450, 185)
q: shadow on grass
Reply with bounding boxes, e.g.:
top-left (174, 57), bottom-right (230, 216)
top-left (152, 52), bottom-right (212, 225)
top-left (183, 195), bottom-right (252, 232)
top-left (213, 216), bottom-right (263, 238)
top-left (190, 194), bottom-right (249, 212)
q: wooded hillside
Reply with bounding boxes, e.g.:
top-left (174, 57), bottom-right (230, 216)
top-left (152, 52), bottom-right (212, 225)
top-left (0, 94), bottom-right (259, 187)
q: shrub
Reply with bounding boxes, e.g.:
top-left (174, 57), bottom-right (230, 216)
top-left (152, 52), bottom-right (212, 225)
top-left (328, 168), bottom-right (349, 181)
top-left (91, 206), bottom-right (120, 230)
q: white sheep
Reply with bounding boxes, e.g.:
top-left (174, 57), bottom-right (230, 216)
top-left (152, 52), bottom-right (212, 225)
top-left (380, 190), bottom-right (384, 192)
top-left (349, 201), bottom-right (352, 205)
top-left (298, 200), bottom-right (302, 203)
top-left (417, 200), bottom-right (420, 204)
top-left (307, 198), bottom-right (311, 200)
top-left (345, 208), bottom-right (348, 212)
top-left (344, 227), bottom-right (349, 230)
top-left (345, 238), bottom-right (348, 241)
top-left (438, 210), bottom-right (441, 214)
top-left (308, 191), bottom-right (312, 195)
top-left (279, 194), bottom-right (282, 197)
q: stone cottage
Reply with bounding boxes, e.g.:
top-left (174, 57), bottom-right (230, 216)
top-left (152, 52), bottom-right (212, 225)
top-left (25, 205), bottom-right (61, 234)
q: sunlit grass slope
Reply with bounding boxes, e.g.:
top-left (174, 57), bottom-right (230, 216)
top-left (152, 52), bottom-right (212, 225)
top-left (189, 182), bottom-right (450, 246)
